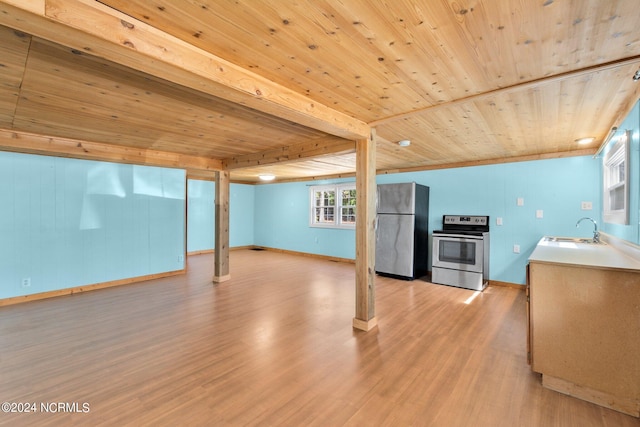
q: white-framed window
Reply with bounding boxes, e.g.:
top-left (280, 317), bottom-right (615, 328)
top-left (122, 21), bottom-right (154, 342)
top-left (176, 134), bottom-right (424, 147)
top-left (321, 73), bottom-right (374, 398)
top-left (310, 183), bottom-right (356, 228)
top-left (603, 130), bottom-right (630, 225)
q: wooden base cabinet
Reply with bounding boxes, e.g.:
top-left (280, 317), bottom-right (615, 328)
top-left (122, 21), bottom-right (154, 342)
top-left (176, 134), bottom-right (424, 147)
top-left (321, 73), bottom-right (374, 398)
top-left (528, 261), bottom-right (640, 417)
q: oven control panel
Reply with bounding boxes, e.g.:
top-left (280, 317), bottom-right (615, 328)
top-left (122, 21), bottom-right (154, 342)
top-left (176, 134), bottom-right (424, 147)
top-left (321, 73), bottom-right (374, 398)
top-left (443, 215), bottom-right (489, 226)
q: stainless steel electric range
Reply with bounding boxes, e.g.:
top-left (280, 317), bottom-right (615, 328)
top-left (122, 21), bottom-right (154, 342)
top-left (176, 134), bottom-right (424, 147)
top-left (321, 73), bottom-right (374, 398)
top-left (431, 215), bottom-right (490, 291)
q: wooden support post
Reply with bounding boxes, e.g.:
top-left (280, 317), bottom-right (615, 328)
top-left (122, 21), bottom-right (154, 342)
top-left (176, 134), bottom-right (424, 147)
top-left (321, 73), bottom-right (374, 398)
top-left (353, 129), bottom-right (377, 331)
top-left (213, 171), bottom-right (230, 283)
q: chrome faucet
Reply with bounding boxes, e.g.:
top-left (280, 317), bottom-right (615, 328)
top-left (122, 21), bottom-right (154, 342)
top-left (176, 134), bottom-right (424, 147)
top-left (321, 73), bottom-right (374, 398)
top-left (576, 217), bottom-right (600, 243)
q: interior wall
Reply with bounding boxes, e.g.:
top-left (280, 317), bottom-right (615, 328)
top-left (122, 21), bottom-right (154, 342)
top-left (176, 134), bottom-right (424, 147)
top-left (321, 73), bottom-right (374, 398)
top-left (186, 179), bottom-right (255, 252)
top-left (0, 152), bottom-right (186, 299)
top-left (187, 179), bottom-right (215, 253)
top-left (379, 156), bottom-right (601, 285)
top-left (253, 156), bottom-right (601, 285)
top-left (254, 180), bottom-right (356, 259)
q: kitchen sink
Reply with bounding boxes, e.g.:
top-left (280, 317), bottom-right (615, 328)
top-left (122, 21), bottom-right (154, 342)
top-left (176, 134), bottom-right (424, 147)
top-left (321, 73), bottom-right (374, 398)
top-left (543, 236), bottom-right (603, 244)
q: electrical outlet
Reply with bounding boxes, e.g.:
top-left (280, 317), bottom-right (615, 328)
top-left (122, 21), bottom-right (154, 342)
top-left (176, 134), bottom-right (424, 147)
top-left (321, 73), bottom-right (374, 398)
top-left (581, 201), bottom-right (593, 210)
top-left (177, 255), bottom-right (184, 263)
top-left (513, 245), bottom-right (520, 254)
top-left (21, 278), bottom-right (31, 288)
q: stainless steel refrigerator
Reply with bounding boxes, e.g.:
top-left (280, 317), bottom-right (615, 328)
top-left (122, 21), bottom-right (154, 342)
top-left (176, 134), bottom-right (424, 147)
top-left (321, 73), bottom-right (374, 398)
top-left (375, 182), bottom-right (430, 280)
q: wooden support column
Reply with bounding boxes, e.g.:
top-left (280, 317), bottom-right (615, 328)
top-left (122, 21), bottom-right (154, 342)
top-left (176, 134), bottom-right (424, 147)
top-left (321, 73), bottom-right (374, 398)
top-left (353, 129), bottom-right (377, 331)
top-left (213, 171), bottom-right (230, 283)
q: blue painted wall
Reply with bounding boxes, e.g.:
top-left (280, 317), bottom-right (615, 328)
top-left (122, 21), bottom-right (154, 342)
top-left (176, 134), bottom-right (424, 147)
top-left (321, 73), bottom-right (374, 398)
top-left (0, 152), bottom-right (185, 299)
top-left (187, 179), bottom-right (255, 252)
top-left (9, 98), bottom-right (640, 297)
top-left (187, 179), bottom-right (215, 253)
top-left (254, 155), bottom-right (601, 285)
top-left (378, 156), bottom-right (601, 284)
top-left (230, 183), bottom-right (256, 247)
top-left (599, 100), bottom-right (640, 245)
top-left (254, 180), bottom-right (356, 259)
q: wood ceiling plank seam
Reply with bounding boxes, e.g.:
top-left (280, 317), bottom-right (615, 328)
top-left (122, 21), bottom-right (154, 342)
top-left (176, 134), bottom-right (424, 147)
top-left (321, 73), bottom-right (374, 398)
top-left (0, 29), bottom-right (31, 88)
top-left (199, 1), bottom-right (379, 119)
top-left (609, 82), bottom-right (640, 136)
top-left (452, 101), bottom-right (506, 159)
top-left (223, 137), bottom-right (355, 170)
top-left (0, 0), bottom-right (370, 140)
top-left (103, 0), bottom-right (381, 126)
top-left (92, 2), bottom-right (640, 139)
top-left (203, 0), bottom-right (419, 120)
top-left (0, 27), bottom-right (32, 129)
top-left (556, 77), bottom-right (593, 153)
top-left (376, 147), bottom-right (598, 176)
top-left (2, 1), bottom-right (640, 183)
top-left (248, 0), bottom-right (418, 120)
top-left (0, 128), bottom-right (222, 173)
top-left (14, 94), bottom-right (197, 152)
top-left (385, 110), bottom-right (473, 158)
top-left (302, 0), bottom-right (449, 117)
top-left (180, 2), bottom-right (400, 122)
top-left (17, 36), bottom-right (338, 158)
top-left (584, 66), bottom-right (640, 142)
top-left (348, 1), bottom-right (523, 103)
top-left (529, 80), bottom-right (545, 155)
top-left (562, 1), bottom-right (623, 69)
top-left (358, 0), bottom-right (636, 120)
top-left (499, 1), bottom-right (543, 83)
top-left (546, 66), bottom-right (640, 153)
top-left (337, 10), bottom-right (447, 111)
top-left (453, 1), bottom-right (516, 88)
top-left (139, 0), bottom-right (416, 121)
top-left (369, 54), bottom-right (640, 128)
top-left (416, 1), bottom-right (499, 96)
top-left (436, 105), bottom-right (501, 159)
top-left (513, 83), bottom-right (564, 154)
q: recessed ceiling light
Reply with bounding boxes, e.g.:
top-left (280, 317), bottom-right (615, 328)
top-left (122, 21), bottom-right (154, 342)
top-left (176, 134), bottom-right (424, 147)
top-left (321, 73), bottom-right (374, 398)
top-left (258, 174), bottom-right (275, 181)
top-left (575, 137), bottom-right (595, 145)
top-left (398, 139), bottom-right (411, 147)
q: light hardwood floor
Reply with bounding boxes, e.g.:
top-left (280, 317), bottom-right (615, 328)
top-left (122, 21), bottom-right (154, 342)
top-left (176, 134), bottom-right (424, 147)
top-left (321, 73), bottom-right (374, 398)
top-left (0, 250), bottom-right (637, 426)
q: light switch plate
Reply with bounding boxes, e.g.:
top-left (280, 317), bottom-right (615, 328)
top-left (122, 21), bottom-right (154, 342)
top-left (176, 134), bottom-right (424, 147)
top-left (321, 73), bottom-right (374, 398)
top-left (517, 197), bottom-right (524, 206)
top-left (496, 217), bottom-right (503, 226)
top-left (536, 210), bottom-right (543, 219)
top-left (514, 244), bottom-right (520, 254)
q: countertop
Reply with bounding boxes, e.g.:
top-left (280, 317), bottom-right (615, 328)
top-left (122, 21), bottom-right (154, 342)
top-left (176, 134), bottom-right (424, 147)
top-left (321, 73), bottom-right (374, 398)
top-left (529, 235), bottom-right (640, 271)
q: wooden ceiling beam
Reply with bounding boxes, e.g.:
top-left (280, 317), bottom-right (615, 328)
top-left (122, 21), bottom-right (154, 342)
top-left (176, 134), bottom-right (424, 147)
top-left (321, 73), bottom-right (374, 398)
top-left (370, 55), bottom-right (640, 127)
top-left (0, 128), bottom-right (222, 172)
top-left (0, 0), bottom-right (370, 140)
top-left (223, 137), bottom-right (355, 170)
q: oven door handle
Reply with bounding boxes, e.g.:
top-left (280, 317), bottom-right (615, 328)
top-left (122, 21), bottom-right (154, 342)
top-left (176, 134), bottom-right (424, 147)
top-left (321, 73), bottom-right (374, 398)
top-left (433, 233), bottom-right (484, 240)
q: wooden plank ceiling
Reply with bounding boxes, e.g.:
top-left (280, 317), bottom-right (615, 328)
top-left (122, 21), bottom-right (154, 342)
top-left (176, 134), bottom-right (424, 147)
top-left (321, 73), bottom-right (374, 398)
top-left (1, 0), bottom-right (640, 182)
